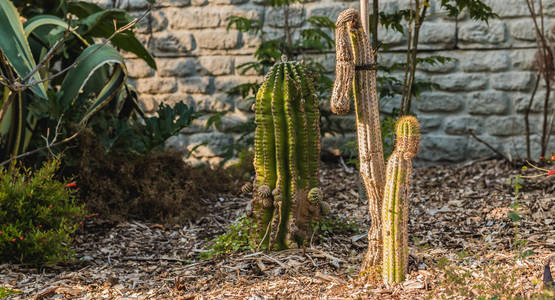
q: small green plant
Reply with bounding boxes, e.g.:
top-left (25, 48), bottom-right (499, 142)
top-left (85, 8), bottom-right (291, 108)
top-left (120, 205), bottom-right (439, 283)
top-left (0, 159), bottom-right (85, 265)
top-left (507, 174), bottom-right (535, 259)
top-left (312, 215), bottom-right (360, 241)
top-left (200, 214), bottom-right (258, 259)
top-left (0, 287), bottom-right (19, 299)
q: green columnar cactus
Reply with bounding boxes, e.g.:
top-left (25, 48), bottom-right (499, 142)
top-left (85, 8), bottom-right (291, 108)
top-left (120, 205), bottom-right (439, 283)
top-left (382, 116), bottom-right (420, 283)
top-left (331, 9), bottom-right (421, 283)
top-left (252, 60), bottom-right (321, 250)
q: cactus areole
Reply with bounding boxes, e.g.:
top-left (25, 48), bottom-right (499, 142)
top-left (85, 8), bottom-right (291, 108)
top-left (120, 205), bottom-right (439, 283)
top-left (331, 9), bottom-right (421, 283)
top-left (251, 60), bottom-right (322, 250)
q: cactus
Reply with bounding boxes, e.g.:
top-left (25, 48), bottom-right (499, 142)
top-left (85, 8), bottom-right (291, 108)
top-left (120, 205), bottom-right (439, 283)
top-left (331, 9), bottom-right (421, 283)
top-left (382, 116), bottom-right (420, 283)
top-left (252, 59), bottom-right (321, 250)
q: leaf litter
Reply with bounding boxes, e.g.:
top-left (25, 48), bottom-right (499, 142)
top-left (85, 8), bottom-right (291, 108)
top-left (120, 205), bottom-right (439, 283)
top-left (0, 159), bottom-right (553, 299)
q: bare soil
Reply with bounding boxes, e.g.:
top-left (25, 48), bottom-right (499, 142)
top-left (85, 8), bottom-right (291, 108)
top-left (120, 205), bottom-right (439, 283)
top-left (1, 159), bottom-right (554, 299)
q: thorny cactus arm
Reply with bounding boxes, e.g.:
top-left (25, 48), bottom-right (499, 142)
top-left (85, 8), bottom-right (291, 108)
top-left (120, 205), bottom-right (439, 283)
top-left (382, 116), bottom-right (420, 284)
top-left (252, 61), bottom-right (321, 250)
top-left (331, 8), bottom-right (386, 273)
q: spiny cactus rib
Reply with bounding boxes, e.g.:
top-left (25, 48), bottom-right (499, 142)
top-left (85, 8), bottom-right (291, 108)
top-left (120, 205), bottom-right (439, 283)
top-left (382, 116), bottom-right (419, 283)
top-left (253, 61), bottom-right (321, 250)
top-left (332, 8), bottom-right (386, 271)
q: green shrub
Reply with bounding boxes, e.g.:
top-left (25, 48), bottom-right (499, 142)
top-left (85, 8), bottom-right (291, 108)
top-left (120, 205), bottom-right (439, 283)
top-left (0, 159), bottom-right (84, 265)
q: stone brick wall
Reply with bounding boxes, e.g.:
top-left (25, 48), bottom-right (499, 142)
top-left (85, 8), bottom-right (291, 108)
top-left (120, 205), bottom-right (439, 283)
top-left (92, 0), bottom-right (555, 164)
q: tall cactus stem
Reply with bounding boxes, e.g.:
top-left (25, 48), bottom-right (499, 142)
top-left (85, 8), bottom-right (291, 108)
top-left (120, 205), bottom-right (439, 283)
top-left (332, 8), bottom-right (386, 273)
top-left (382, 116), bottom-right (419, 283)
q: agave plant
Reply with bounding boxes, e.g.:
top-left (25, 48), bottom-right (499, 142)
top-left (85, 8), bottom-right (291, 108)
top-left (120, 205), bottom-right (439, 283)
top-left (0, 0), bottom-right (155, 161)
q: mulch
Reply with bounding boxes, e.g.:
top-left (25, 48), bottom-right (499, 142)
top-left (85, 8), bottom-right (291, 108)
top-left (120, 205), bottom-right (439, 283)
top-left (1, 159), bottom-right (553, 299)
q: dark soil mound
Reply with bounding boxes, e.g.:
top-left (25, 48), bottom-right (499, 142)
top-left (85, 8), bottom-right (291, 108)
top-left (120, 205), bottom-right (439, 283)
top-left (67, 133), bottom-right (247, 225)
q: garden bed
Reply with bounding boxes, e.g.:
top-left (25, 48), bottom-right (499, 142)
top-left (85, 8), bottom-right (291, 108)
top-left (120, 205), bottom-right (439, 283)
top-left (1, 159), bottom-right (553, 299)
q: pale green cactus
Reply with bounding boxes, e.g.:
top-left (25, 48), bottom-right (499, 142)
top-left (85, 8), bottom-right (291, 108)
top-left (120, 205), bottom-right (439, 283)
top-left (331, 9), bottom-right (421, 283)
top-left (382, 116), bottom-right (420, 283)
top-left (252, 60), bottom-right (321, 250)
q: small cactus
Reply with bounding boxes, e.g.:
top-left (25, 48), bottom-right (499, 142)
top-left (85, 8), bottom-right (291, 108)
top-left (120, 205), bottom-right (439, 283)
top-left (382, 116), bottom-right (420, 283)
top-left (251, 60), bottom-right (321, 250)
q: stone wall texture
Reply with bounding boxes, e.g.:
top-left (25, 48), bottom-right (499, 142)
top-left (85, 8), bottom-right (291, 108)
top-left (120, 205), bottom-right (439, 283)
top-left (92, 0), bottom-right (555, 164)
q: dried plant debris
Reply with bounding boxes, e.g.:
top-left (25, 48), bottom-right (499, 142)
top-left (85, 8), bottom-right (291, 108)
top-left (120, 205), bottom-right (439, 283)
top-left (0, 159), bottom-right (553, 299)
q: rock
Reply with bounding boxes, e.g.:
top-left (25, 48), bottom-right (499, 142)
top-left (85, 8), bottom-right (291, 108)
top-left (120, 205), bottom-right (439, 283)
top-left (136, 78), bottom-right (177, 94)
top-left (187, 132), bottom-right (233, 157)
top-left (458, 20), bottom-right (507, 47)
top-left (133, 10), bottom-right (168, 34)
top-left (126, 59), bottom-right (155, 78)
top-left (491, 72), bottom-right (534, 91)
top-left (178, 77), bottom-right (212, 94)
top-left (486, 116), bottom-right (525, 136)
top-left (197, 56), bottom-right (234, 75)
top-left (509, 19), bottom-right (538, 41)
top-left (419, 22), bottom-right (456, 48)
top-left (195, 29), bottom-right (240, 50)
top-left (418, 116), bottom-right (442, 133)
top-left (460, 51), bottom-right (510, 72)
top-left (484, 0), bottom-right (538, 17)
top-left (415, 93), bottom-right (463, 112)
top-left (158, 58), bottom-right (196, 77)
top-left (266, 5), bottom-right (304, 28)
top-left (433, 73), bottom-right (488, 91)
top-left (418, 135), bottom-right (468, 162)
top-left (467, 91), bottom-right (509, 115)
top-left (166, 7), bottom-right (220, 29)
top-left (417, 56), bottom-right (457, 73)
top-left (153, 31), bottom-right (195, 53)
top-left (443, 116), bottom-right (484, 135)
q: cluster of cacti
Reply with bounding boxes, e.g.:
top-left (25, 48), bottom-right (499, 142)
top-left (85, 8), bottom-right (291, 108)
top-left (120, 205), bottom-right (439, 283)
top-left (331, 8), bottom-right (421, 283)
top-left (250, 59), bottom-right (323, 250)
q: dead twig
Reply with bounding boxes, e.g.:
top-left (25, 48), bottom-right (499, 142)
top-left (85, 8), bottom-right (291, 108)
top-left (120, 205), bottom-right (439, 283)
top-left (467, 129), bottom-right (513, 165)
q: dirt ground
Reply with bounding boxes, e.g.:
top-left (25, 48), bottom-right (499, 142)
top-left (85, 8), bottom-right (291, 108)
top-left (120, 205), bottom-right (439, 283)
top-left (1, 159), bottom-right (554, 299)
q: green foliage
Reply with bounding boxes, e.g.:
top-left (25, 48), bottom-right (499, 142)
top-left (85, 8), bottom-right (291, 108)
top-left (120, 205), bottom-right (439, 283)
top-left (95, 102), bottom-right (198, 155)
top-left (440, 0), bottom-right (498, 22)
top-left (0, 159), bottom-right (85, 265)
top-left (506, 175), bottom-right (534, 259)
top-left (312, 216), bottom-right (360, 241)
top-left (0, 0), bottom-right (153, 161)
top-left (200, 214), bottom-right (258, 259)
top-left (0, 287), bottom-right (19, 298)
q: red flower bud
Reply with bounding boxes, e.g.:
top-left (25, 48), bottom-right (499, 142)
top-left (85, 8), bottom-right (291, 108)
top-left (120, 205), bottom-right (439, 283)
top-left (540, 156), bottom-right (545, 160)
top-left (48, 205), bottom-right (52, 209)
top-left (19, 236), bottom-right (23, 240)
top-left (66, 181), bottom-right (77, 188)
top-left (0, 231), bottom-right (2, 235)
top-left (552, 156), bottom-right (555, 161)
top-left (38, 224), bottom-right (42, 228)
top-left (11, 238), bottom-right (15, 242)
top-left (548, 170), bottom-right (555, 176)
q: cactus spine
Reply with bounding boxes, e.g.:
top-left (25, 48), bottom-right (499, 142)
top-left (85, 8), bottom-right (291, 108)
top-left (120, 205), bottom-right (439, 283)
top-left (331, 9), bottom-right (421, 283)
top-left (252, 60), bottom-right (321, 250)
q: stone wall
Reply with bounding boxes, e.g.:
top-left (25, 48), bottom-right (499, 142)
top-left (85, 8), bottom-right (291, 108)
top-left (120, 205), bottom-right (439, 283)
top-left (93, 0), bottom-right (555, 164)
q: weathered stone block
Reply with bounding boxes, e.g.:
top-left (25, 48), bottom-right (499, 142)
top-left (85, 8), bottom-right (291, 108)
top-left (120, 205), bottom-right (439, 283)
top-left (510, 49), bottom-right (537, 71)
top-left (154, 0), bottom-right (192, 7)
top-left (433, 74), bottom-right (488, 91)
top-left (266, 6), bottom-right (304, 28)
top-left (136, 78), bottom-right (177, 94)
top-left (486, 116), bottom-right (525, 136)
top-left (214, 76), bottom-right (259, 92)
top-left (126, 59), bottom-right (155, 78)
top-left (415, 92), bottom-right (463, 112)
top-left (460, 51), bottom-right (510, 72)
top-left (418, 135), bottom-right (467, 162)
top-left (211, 0), bottom-right (248, 5)
top-left (153, 31), bottom-right (194, 53)
top-left (138, 95), bottom-right (159, 113)
top-left (216, 116), bottom-right (249, 133)
top-left (195, 30), bottom-right (240, 50)
top-left (483, 0), bottom-right (538, 17)
top-left (467, 91), bottom-right (509, 115)
top-left (197, 56), bottom-right (234, 75)
top-left (491, 72), bottom-right (534, 91)
top-left (418, 116), bottom-right (442, 133)
top-left (509, 19), bottom-right (538, 42)
top-left (236, 97), bottom-right (255, 112)
top-left (378, 26), bottom-right (406, 46)
top-left (166, 7), bottom-right (220, 30)
top-left (178, 77), bottom-right (212, 94)
top-left (467, 135), bottom-right (502, 159)
top-left (514, 91), bottom-right (551, 113)
top-left (133, 10), bottom-right (168, 34)
top-left (444, 116), bottom-right (484, 135)
top-left (185, 93), bottom-right (234, 112)
top-left (458, 20), bottom-right (507, 47)
top-left (191, 0), bottom-right (207, 5)
top-left (419, 22), bottom-right (456, 47)
top-left (307, 3), bottom-right (352, 21)
top-left (187, 132), bottom-right (233, 157)
top-left (158, 58), bottom-right (196, 77)
top-left (234, 56), bottom-right (263, 75)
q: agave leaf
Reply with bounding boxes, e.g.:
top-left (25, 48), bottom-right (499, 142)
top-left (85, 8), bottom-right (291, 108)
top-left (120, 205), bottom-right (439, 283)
top-left (56, 43), bottom-right (127, 125)
top-left (0, 0), bottom-right (47, 99)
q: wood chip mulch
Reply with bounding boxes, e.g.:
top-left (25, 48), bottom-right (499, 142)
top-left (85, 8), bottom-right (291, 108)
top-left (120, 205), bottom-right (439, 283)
top-left (1, 159), bottom-right (553, 299)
